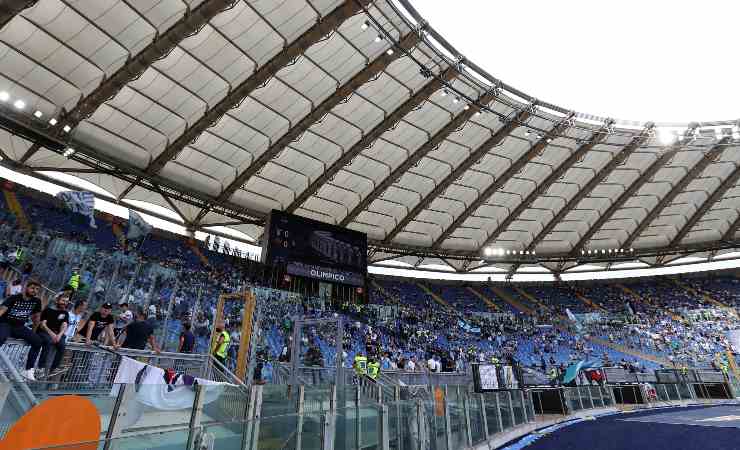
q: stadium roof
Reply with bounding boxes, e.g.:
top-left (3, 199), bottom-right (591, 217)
top-left (1, 0), bottom-right (740, 277)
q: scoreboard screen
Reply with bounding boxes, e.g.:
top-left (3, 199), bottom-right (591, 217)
top-left (262, 210), bottom-right (367, 286)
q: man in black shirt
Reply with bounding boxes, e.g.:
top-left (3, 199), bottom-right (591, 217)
top-left (178, 322), bottom-right (195, 353)
top-left (0, 280), bottom-right (44, 380)
top-left (116, 307), bottom-right (160, 352)
top-left (36, 293), bottom-right (70, 377)
top-left (85, 303), bottom-right (115, 346)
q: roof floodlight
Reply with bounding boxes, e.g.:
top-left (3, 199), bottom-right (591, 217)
top-left (453, 97), bottom-right (460, 103)
top-left (386, 48), bottom-right (394, 56)
top-left (374, 35), bottom-right (383, 43)
top-left (0, 91), bottom-right (8, 102)
top-left (49, 118), bottom-right (58, 126)
top-left (63, 125), bottom-right (71, 133)
top-left (361, 21), bottom-right (369, 30)
top-left (13, 99), bottom-right (25, 110)
top-left (33, 110), bottom-right (43, 118)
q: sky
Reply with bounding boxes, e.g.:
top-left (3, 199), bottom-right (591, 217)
top-left (410, 0), bottom-right (740, 125)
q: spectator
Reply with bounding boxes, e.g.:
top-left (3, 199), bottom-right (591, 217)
top-left (8, 279), bottom-right (22, 296)
top-left (115, 302), bottom-right (133, 336)
top-left (0, 280), bottom-right (44, 380)
top-left (117, 307), bottom-right (160, 353)
top-left (35, 292), bottom-right (70, 378)
top-left (21, 261), bottom-right (33, 279)
top-left (65, 299), bottom-right (87, 341)
top-left (68, 269), bottom-right (81, 291)
top-left (85, 303), bottom-right (115, 346)
top-left (178, 322), bottom-right (195, 353)
top-left (212, 320), bottom-right (230, 366)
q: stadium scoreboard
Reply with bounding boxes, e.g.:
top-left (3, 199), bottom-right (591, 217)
top-left (262, 210), bottom-right (367, 287)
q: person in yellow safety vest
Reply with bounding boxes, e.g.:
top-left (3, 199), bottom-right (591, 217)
top-left (680, 365), bottom-right (689, 381)
top-left (68, 271), bottom-right (80, 291)
top-left (367, 357), bottom-right (380, 380)
top-left (15, 248), bottom-right (23, 262)
top-left (353, 351), bottom-right (368, 377)
top-left (491, 356), bottom-right (500, 365)
top-left (548, 367), bottom-right (559, 386)
top-left (720, 361), bottom-right (729, 380)
top-left (212, 321), bottom-right (231, 367)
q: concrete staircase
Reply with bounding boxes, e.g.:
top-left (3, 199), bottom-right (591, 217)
top-left (487, 285), bottom-right (534, 315)
top-left (467, 287), bottom-right (501, 312)
top-left (187, 239), bottom-right (210, 266)
top-left (3, 190), bottom-right (31, 231)
top-left (670, 278), bottom-right (737, 317)
top-left (574, 291), bottom-right (608, 313)
top-left (514, 287), bottom-right (552, 313)
top-left (587, 335), bottom-right (671, 366)
top-left (371, 280), bottom-right (391, 299)
top-left (617, 284), bottom-right (684, 323)
top-left (416, 283), bottom-right (453, 311)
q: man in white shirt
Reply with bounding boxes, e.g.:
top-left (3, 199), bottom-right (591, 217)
top-left (427, 356), bottom-right (438, 373)
top-left (65, 299), bottom-right (88, 341)
top-left (406, 356), bottom-right (416, 372)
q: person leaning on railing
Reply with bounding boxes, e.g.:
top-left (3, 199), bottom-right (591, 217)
top-left (0, 280), bottom-right (44, 380)
top-left (115, 306), bottom-right (160, 353)
top-left (33, 290), bottom-right (71, 379)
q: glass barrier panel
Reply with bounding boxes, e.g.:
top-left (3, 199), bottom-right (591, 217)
top-left (483, 393), bottom-right (501, 435)
top-left (510, 391), bottom-right (525, 426)
top-left (467, 394), bottom-right (486, 444)
top-left (498, 392), bottom-right (513, 430)
top-left (32, 427), bottom-right (192, 450)
top-left (602, 386), bottom-right (614, 406)
top-left (677, 383), bottom-right (693, 400)
top-left (302, 384), bottom-right (335, 414)
top-left (447, 392), bottom-right (468, 450)
top-left (524, 391), bottom-right (535, 422)
top-left (656, 384), bottom-right (670, 401)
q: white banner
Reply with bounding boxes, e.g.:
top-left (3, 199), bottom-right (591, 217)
top-left (56, 190), bottom-right (96, 228)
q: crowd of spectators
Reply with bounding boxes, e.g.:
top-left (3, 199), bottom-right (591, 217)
top-left (0, 181), bottom-right (739, 384)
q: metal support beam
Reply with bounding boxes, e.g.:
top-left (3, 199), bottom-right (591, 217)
top-left (723, 214), bottom-right (740, 243)
top-left (430, 111), bottom-right (572, 249)
top-left (621, 136), bottom-right (728, 249)
top-left (522, 124), bottom-right (652, 252)
top-left (0, 107), bottom-right (265, 225)
top-left (20, 0), bottom-right (240, 163)
top-left (216, 32), bottom-right (420, 203)
top-left (382, 103), bottom-right (529, 242)
top-left (341, 93), bottom-right (531, 231)
top-left (672, 158), bottom-right (740, 246)
top-left (147, 0), bottom-right (371, 173)
top-left (285, 67), bottom-right (455, 214)
top-left (569, 151), bottom-right (674, 256)
top-left (0, 0), bottom-right (37, 30)
top-left (479, 122), bottom-right (615, 252)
